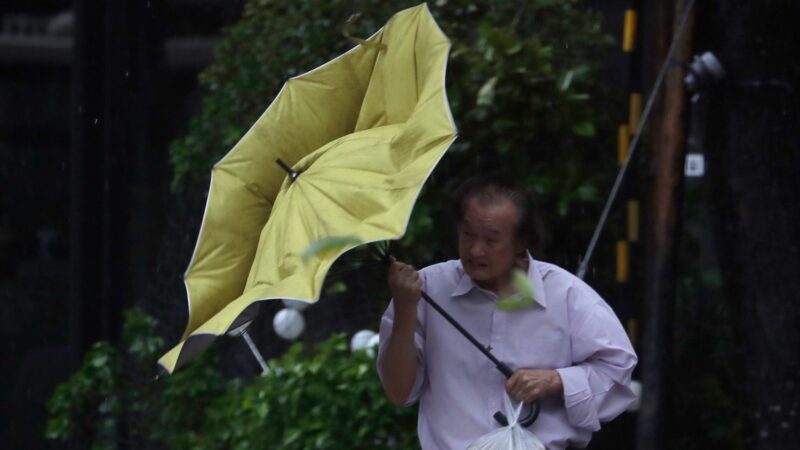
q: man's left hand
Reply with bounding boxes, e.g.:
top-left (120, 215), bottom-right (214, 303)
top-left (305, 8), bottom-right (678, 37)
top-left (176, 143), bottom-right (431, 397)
top-left (506, 369), bottom-right (563, 403)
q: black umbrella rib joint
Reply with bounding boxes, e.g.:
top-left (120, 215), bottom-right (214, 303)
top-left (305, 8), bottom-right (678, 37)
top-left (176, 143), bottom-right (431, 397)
top-left (276, 158), bottom-right (300, 182)
top-left (375, 245), bottom-right (539, 427)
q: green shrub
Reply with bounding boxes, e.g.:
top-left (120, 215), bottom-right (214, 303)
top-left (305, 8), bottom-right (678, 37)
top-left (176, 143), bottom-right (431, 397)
top-left (45, 341), bottom-right (123, 449)
top-left (46, 309), bottom-right (416, 449)
top-left (200, 338), bottom-right (417, 450)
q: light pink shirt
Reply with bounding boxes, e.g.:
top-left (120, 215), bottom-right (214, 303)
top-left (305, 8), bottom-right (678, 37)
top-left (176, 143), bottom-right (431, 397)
top-left (377, 256), bottom-right (637, 450)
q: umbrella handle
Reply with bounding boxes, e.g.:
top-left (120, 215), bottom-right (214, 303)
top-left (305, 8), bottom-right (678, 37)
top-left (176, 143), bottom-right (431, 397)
top-left (493, 401), bottom-right (540, 428)
top-left (493, 361), bottom-right (540, 427)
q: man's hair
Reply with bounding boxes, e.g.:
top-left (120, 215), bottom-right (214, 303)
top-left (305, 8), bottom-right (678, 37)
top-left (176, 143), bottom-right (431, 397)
top-left (452, 172), bottom-right (546, 253)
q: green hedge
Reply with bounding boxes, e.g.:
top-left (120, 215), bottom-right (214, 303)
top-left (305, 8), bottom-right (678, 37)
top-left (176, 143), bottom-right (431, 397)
top-left (47, 309), bottom-right (417, 449)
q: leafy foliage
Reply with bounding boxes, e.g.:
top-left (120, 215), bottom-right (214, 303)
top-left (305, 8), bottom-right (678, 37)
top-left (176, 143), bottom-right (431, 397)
top-left (46, 309), bottom-right (416, 449)
top-left (45, 341), bottom-right (123, 449)
top-left (302, 235), bottom-right (365, 263)
top-left (199, 337), bottom-right (417, 450)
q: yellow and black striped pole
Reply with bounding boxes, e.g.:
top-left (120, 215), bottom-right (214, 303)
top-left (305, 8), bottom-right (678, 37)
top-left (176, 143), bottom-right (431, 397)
top-left (617, 5), bottom-right (642, 351)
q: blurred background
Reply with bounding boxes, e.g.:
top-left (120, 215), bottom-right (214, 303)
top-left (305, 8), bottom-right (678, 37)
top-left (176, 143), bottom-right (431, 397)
top-left (1, 0), bottom-right (797, 449)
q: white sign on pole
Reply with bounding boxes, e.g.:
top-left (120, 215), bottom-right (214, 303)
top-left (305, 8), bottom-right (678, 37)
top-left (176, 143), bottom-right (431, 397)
top-left (685, 153), bottom-right (705, 177)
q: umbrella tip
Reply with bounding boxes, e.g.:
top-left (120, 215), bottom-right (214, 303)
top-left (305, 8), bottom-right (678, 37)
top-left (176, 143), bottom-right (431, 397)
top-left (276, 159), bottom-right (299, 182)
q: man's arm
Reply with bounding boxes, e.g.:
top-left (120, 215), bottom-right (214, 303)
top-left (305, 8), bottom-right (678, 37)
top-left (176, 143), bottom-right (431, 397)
top-left (555, 299), bottom-right (638, 431)
top-left (379, 259), bottom-right (424, 406)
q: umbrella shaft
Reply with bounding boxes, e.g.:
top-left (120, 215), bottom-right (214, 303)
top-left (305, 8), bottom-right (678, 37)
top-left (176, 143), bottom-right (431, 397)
top-left (420, 290), bottom-right (513, 378)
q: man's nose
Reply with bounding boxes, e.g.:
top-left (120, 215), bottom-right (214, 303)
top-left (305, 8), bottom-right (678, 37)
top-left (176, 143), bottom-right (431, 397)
top-left (469, 240), bottom-right (486, 257)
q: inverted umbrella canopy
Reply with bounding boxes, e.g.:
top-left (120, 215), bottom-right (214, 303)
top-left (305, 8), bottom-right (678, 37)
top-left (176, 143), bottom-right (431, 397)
top-left (158, 4), bottom-right (457, 374)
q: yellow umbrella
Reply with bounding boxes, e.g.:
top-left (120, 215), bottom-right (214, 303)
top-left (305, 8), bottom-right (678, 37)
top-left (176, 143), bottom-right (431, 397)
top-left (158, 3), bottom-right (457, 374)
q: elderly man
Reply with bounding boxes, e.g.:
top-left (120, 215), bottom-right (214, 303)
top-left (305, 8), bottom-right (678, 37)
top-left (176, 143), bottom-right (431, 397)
top-left (377, 174), bottom-right (637, 450)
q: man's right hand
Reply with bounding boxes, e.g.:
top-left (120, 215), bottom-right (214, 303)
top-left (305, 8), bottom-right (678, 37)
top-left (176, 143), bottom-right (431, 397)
top-left (381, 257), bottom-right (423, 406)
top-left (387, 257), bottom-right (422, 310)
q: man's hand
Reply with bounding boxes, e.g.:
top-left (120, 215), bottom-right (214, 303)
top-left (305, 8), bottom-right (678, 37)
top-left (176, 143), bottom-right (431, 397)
top-left (387, 257), bottom-right (422, 310)
top-left (506, 369), bottom-right (563, 403)
top-left (381, 258), bottom-right (423, 406)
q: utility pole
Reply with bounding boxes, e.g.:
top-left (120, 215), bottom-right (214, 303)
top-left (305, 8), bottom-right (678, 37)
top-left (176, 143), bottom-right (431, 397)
top-left (636, 0), bottom-right (694, 448)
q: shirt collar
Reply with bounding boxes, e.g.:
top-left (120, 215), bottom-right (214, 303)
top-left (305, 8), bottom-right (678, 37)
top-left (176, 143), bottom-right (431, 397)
top-left (451, 252), bottom-right (548, 308)
top-left (528, 252), bottom-right (548, 308)
top-left (451, 266), bottom-right (476, 297)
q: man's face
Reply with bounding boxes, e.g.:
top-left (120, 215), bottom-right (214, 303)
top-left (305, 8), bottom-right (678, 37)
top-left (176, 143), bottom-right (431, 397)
top-left (458, 196), bottom-right (524, 292)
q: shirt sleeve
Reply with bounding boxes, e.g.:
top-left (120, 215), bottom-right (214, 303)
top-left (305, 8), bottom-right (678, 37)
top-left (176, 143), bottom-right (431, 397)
top-left (556, 289), bottom-right (638, 431)
top-left (376, 273), bottom-right (428, 406)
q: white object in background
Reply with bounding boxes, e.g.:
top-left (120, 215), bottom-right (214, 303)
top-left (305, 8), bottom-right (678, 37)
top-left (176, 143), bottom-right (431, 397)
top-left (365, 333), bottom-right (380, 357)
top-left (350, 330), bottom-right (377, 353)
top-left (273, 308), bottom-right (305, 340)
top-left (685, 153), bottom-right (705, 177)
top-left (282, 298), bottom-right (311, 311)
top-left (627, 380), bottom-right (643, 412)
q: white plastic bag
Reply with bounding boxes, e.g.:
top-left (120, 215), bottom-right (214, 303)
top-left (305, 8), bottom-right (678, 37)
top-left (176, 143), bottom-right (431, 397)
top-left (467, 392), bottom-right (546, 450)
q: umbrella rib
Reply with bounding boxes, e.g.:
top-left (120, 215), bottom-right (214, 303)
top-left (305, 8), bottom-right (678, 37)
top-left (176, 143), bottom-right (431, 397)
top-left (296, 180), bottom-right (401, 241)
top-left (214, 165), bottom-right (275, 205)
top-left (306, 170), bottom-right (391, 190)
top-left (300, 180), bottom-right (367, 225)
top-left (292, 189), bottom-right (322, 243)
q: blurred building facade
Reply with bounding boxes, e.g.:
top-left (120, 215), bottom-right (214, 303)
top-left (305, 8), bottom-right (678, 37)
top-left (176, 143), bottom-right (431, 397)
top-left (0, 1), bottom-right (244, 447)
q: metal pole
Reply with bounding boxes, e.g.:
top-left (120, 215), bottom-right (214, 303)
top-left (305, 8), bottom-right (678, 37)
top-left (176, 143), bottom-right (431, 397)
top-left (241, 329), bottom-right (270, 376)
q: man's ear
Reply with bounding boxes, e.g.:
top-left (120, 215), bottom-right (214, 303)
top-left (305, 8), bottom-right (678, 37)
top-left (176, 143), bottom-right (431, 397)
top-left (515, 238), bottom-right (528, 257)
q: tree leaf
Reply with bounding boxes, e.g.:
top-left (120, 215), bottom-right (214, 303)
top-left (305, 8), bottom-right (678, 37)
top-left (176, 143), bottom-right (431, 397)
top-left (302, 235), bottom-right (364, 263)
top-left (497, 269), bottom-right (539, 311)
top-left (559, 69), bottom-right (574, 91)
top-left (476, 76), bottom-right (499, 106)
top-left (572, 121), bottom-right (596, 136)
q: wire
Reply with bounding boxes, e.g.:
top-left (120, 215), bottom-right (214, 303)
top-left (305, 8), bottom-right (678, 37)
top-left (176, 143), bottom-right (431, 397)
top-left (576, 0), bottom-right (697, 279)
